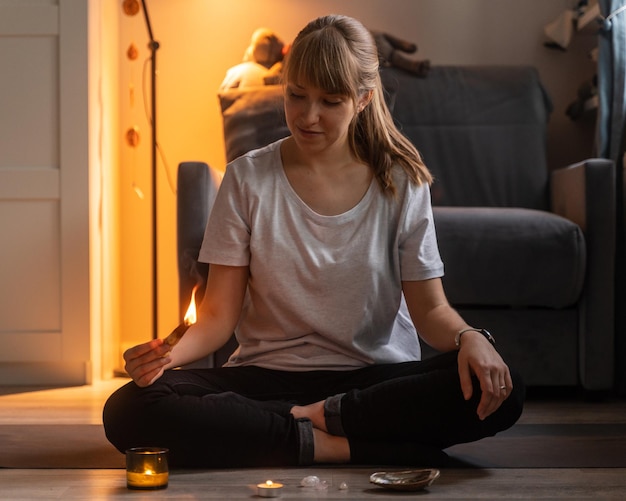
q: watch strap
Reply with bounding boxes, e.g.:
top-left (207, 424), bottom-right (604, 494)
top-left (455, 328), bottom-right (495, 348)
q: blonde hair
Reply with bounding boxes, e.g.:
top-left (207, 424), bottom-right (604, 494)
top-left (283, 15), bottom-right (432, 195)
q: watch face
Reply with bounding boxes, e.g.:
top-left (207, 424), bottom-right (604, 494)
top-left (481, 329), bottom-right (496, 344)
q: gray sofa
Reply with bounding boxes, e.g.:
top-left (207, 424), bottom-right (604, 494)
top-left (177, 66), bottom-right (616, 391)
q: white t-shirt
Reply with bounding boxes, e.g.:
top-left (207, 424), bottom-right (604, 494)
top-left (199, 139), bottom-right (444, 371)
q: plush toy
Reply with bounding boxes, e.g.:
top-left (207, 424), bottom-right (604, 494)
top-left (221, 27), bottom-right (430, 91)
top-left (371, 30), bottom-right (430, 77)
top-left (242, 28), bottom-right (285, 69)
top-left (220, 28), bottom-right (286, 91)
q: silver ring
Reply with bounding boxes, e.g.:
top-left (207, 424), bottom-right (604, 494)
top-left (499, 385), bottom-right (507, 390)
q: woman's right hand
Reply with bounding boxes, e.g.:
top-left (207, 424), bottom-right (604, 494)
top-left (122, 264), bottom-right (249, 387)
top-left (123, 339), bottom-right (172, 387)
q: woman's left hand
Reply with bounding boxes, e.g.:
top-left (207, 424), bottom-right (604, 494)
top-left (456, 330), bottom-right (513, 420)
top-left (402, 278), bottom-right (513, 421)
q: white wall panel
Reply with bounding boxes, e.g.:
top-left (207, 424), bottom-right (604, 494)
top-left (0, 0), bottom-right (92, 385)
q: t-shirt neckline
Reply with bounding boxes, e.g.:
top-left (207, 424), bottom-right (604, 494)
top-left (274, 140), bottom-right (377, 222)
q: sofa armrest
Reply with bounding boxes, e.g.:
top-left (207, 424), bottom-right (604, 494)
top-left (177, 162), bottom-right (239, 369)
top-left (177, 162), bottom-right (222, 320)
top-left (551, 158), bottom-right (616, 391)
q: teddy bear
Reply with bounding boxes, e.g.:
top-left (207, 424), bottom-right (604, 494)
top-left (371, 30), bottom-right (430, 77)
top-left (220, 27), bottom-right (429, 91)
top-left (220, 28), bottom-right (286, 91)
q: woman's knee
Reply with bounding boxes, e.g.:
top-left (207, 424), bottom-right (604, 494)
top-left (102, 381), bottom-right (147, 452)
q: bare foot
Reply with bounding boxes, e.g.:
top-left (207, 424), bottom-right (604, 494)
top-left (290, 400), bottom-right (327, 432)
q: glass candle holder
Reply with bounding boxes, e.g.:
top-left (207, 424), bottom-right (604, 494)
top-left (125, 447), bottom-right (169, 490)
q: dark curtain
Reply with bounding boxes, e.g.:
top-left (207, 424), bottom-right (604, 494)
top-left (597, 0), bottom-right (626, 395)
top-left (598, 1), bottom-right (626, 160)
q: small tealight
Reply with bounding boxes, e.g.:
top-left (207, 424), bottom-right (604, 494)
top-left (339, 481), bottom-right (349, 490)
top-left (257, 480), bottom-right (284, 498)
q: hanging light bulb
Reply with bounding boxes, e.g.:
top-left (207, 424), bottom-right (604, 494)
top-left (122, 0), bottom-right (140, 16)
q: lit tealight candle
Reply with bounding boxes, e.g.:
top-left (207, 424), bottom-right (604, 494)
top-left (126, 468), bottom-right (168, 489)
top-left (125, 447), bottom-right (169, 490)
top-left (257, 480), bottom-right (284, 498)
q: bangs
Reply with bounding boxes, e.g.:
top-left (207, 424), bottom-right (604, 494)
top-left (285, 27), bottom-right (359, 97)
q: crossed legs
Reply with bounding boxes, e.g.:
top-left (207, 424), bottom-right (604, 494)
top-left (291, 350), bottom-right (525, 465)
top-left (103, 352), bottom-right (524, 467)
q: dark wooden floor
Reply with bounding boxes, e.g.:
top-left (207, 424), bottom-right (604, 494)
top-left (1, 380), bottom-right (625, 499)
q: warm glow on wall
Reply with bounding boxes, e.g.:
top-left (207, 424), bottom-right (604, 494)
top-left (114, 0), bottom-right (592, 371)
top-left (116, 1), bottom-right (341, 359)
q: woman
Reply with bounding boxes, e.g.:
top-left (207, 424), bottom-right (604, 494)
top-left (104, 14), bottom-right (524, 468)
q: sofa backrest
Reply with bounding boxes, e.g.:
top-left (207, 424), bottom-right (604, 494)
top-left (381, 66), bottom-right (552, 209)
top-left (219, 65), bottom-right (552, 210)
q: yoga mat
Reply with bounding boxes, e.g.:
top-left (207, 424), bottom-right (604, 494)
top-left (1, 423), bottom-right (625, 469)
top-left (446, 424), bottom-right (626, 468)
top-left (0, 425), bottom-right (124, 469)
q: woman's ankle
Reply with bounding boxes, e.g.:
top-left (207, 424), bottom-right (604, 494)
top-left (313, 428), bottom-right (350, 463)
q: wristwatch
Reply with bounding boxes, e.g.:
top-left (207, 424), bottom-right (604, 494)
top-left (455, 328), bottom-right (495, 348)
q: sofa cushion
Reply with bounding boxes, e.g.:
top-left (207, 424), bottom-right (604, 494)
top-left (219, 86), bottom-right (290, 163)
top-left (434, 207), bottom-right (585, 308)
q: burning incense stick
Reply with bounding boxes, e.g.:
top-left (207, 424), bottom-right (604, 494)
top-left (164, 323), bottom-right (190, 347)
top-left (163, 285), bottom-right (199, 347)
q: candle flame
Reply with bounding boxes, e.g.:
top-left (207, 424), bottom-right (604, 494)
top-left (183, 285), bottom-right (199, 326)
top-left (265, 480), bottom-right (274, 487)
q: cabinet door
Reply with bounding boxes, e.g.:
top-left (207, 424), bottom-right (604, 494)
top-left (0, 0), bottom-right (91, 385)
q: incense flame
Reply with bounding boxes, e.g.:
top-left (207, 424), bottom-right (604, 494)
top-left (183, 285), bottom-right (198, 326)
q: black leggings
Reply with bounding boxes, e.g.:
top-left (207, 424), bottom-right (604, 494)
top-left (103, 351), bottom-right (524, 468)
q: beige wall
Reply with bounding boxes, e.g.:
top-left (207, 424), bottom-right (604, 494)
top-left (92, 0), bottom-right (121, 379)
top-left (115, 0), bottom-right (598, 365)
